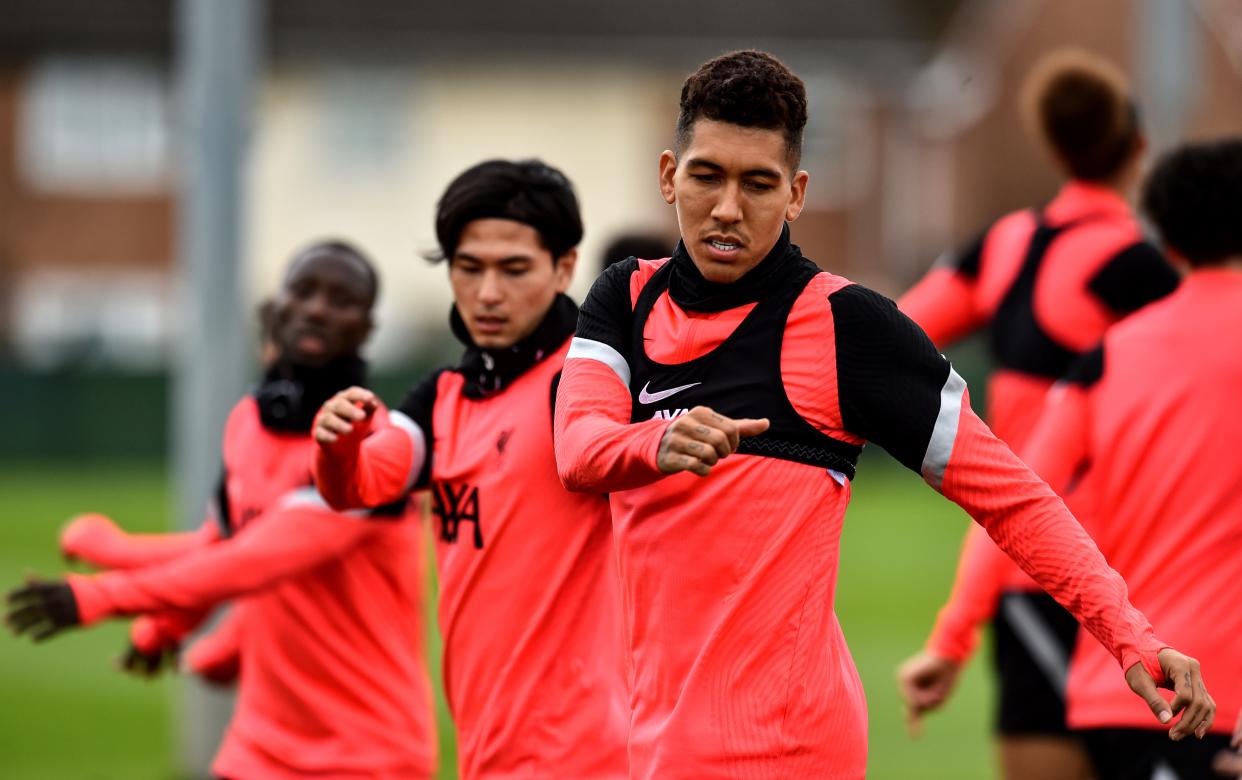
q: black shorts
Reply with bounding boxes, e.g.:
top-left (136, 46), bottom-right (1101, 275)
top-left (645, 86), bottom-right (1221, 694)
top-left (992, 590), bottom-right (1079, 736)
top-left (1081, 728), bottom-right (1232, 780)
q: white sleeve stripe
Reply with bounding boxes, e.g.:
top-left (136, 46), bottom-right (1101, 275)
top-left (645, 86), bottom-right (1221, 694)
top-left (566, 337), bottom-right (631, 388)
top-left (1000, 596), bottom-right (1069, 697)
top-left (387, 410), bottom-right (428, 492)
top-left (921, 366), bottom-right (966, 491)
top-left (278, 487), bottom-right (368, 518)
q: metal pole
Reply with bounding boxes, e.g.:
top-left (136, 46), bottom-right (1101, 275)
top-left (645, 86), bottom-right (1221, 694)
top-left (1137, 0), bottom-right (1201, 149)
top-left (173, 0), bottom-right (261, 775)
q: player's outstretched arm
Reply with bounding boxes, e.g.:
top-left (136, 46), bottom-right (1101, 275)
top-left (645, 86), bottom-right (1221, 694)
top-left (313, 386), bottom-right (426, 510)
top-left (60, 513), bottom-right (220, 571)
top-left (828, 284), bottom-right (1215, 740)
top-left (8, 502), bottom-right (377, 634)
top-left (555, 258), bottom-right (711, 493)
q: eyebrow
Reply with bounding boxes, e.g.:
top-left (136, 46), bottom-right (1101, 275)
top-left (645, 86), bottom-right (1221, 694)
top-left (454, 253), bottom-right (534, 265)
top-left (685, 158), bottom-right (783, 181)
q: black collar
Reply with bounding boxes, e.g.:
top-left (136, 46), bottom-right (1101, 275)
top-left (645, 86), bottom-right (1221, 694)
top-left (450, 293), bottom-right (578, 399)
top-left (255, 355), bottom-right (367, 433)
top-left (669, 224), bottom-right (802, 313)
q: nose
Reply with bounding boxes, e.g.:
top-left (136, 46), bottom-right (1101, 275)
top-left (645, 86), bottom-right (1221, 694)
top-left (710, 181), bottom-right (743, 225)
top-left (478, 268), bottom-right (504, 306)
top-left (301, 290), bottom-right (331, 321)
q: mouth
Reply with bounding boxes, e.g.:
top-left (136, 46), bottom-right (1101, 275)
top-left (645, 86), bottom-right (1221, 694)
top-left (473, 315), bottom-right (508, 335)
top-left (703, 236), bottom-right (745, 261)
top-left (292, 329), bottom-right (329, 356)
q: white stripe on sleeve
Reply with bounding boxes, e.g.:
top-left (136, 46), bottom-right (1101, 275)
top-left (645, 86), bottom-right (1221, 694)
top-left (566, 337), bottom-right (631, 388)
top-left (278, 487), bottom-right (369, 518)
top-left (388, 410), bottom-right (429, 492)
top-left (920, 366), bottom-right (966, 491)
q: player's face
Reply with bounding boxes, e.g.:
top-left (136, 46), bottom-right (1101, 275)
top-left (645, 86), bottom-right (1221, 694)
top-left (272, 250), bottom-right (374, 368)
top-left (659, 119), bottom-right (809, 283)
top-left (449, 218), bottom-right (577, 350)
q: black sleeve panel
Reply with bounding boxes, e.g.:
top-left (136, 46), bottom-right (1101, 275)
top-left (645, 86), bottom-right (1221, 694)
top-left (830, 284), bottom-right (953, 472)
top-left (549, 370), bottom-right (562, 420)
top-left (213, 466), bottom-right (232, 539)
top-left (938, 229), bottom-right (986, 278)
top-left (1061, 344), bottom-right (1105, 388)
top-left (365, 496), bottom-right (410, 520)
top-left (575, 256), bottom-right (638, 353)
top-left (1087, 241), bottom-right (1180, 314)
top-left (396, 367), bottom-right (449, 491)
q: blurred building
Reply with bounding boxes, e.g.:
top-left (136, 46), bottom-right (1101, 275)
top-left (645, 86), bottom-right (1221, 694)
top-left (0, 0), bottom-right (1239, 374)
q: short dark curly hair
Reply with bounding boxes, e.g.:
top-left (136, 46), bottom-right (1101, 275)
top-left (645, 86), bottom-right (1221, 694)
top-left (432, 159), bottom-right (583, 263)
top-left (1142, 138), bottom-right (1242, 267)
top-left (289, 239), bottom-right (379, 305)
top-left (1020, 49), bottom-right (1140, 182)
top-left (675, 50), bottom-right (808, 168)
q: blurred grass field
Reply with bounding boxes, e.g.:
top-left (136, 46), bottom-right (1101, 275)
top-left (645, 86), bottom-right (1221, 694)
top-left (0, 455), bottom-right (996, 779)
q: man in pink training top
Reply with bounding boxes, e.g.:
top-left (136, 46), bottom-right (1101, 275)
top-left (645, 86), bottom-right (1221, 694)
top-left (312, 160), bottom-right (628, 779)
top-left (1010, 140), bottom-right (1242, 779)
top-left (7, 242), bottom-right (437, 779)
top-left (552, 49), bottom-right (1213, 779)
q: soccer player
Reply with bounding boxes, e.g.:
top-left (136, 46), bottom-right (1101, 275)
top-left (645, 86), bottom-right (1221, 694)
top-left (1014, 139), bottom-right (1242, 779)
top-left (894, 50), bottom-right (1180, 779)
top-left (552, 49), bottom-right (1212, 779)
top-left (7, 241), bottom-right (438, 780)
top-left (312, 160), bottom-right (628, 779)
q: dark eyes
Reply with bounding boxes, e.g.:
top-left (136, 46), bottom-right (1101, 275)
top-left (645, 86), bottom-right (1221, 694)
top-left (690, 174), bottom-right (775, 192)
top-left (455, 264), bottom-right (529, 277)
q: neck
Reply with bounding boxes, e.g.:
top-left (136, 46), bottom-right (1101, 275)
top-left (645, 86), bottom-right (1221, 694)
top-left (450, 294), bottom-right (579, 399)
top-left (670, 225), bottom-right (797, 312)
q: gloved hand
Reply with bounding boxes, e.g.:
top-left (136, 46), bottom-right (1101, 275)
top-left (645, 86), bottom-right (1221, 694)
top-left (116, 615), bottom-right (180, 679)
top-left (5, 578), bottom-right (80, 641)
top-left (116, 641), bottom-right (178, 679)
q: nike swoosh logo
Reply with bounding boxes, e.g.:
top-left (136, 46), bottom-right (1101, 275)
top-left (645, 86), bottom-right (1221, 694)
top-left (638, 381), bottom-right (702, 405)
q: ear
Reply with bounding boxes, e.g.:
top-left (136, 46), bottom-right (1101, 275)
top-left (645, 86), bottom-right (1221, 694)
top-left (554, 248), bottom-right (579, 293)
top-left (658, 150), bottom-right (678, 205)
top-left (785, 169), bottom-right (810, 222)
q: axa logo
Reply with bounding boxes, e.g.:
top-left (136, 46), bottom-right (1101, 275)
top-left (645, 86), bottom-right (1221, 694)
top-left (432, 482), bottom-right (484, 549)
top-left (650, 408), bottom-right (690, 420)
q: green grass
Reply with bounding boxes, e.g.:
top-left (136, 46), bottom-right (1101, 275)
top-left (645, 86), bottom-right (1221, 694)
top-left (0, 458), bottom-right (997, 779)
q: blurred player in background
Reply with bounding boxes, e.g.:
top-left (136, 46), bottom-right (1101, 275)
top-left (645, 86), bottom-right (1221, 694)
top-left (553, 49), bottom-right (1210, 780)
top-left (1016, 139), bottom-right (1242, 779)
top-left (599, 231), bottom-right (674, 273)
top-left (312, 160), bottom-right (628, 779)
top-left (56, 296), bottom-right (284, 682)
top-left (7, 241), bottom-right (438, 780)
top-left (896, 49), bottom-right (1180, 780)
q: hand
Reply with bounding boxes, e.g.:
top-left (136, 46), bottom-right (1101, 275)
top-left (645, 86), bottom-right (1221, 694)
top-left (656, 406), bottom-right (769, 477)
top-left (1125, 647), bottom-right (1215, 741)
top-left (6, 578), bottom-right (80, 641)
top-left (60, 513), bottom-right (121, 564)
top-left (313, 387), bottom-right (377, 446)
top-left (896, 651), bottom-right (962, 737)
top-left (116, 642), bottom-right (178, 679)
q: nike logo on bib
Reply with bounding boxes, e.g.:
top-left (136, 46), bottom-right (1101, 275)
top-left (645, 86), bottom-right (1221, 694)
top-left (638, 381), bottom-right (702, 405)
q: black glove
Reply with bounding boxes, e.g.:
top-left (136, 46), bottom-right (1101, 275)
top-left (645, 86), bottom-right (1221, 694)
top-left (116, 642), bottom-right (178, 679)
top-left (5, 579), bottom-right (80, 641)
